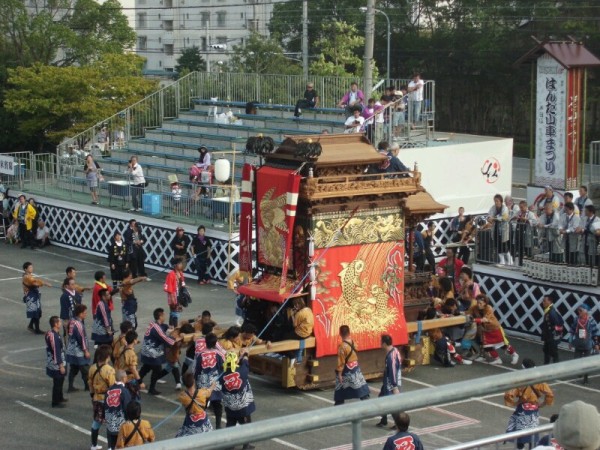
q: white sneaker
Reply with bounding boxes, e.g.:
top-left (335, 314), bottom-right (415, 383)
top-left (128, 208), bottom-right (136, 212)
top-left (461, 359), bottom-right (473, 365)
top-left (175, 383), bottom-right (182, 390)
top-left (136, 208), bottom-right (142, 212)
top-left (510, 352), bottom-right (519, 365)
top-left (145, 277), bottom-right (152, 282)
top-left (91, 446), bottom-right (103, 450)
top-left (490, 358), bottom-right (503, 365)
top-left (157, 379), bottom-right (167, 384)
top-left (474, 356), bottom-right (487, 362)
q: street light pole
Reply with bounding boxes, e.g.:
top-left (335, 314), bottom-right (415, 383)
top-left (360, 7), bottom-right (391, 85)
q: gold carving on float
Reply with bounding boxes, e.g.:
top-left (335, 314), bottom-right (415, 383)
top-left (312, 209), bottom-right (404, 248)
top-left (258, 187), bottom-right (287, 267)
top-left (301, 176), bottom-right (418, 198)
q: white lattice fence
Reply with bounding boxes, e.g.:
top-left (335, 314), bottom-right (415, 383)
top-left (10, 196), bottom-right (239, 283)
top-left (474, 265), bottom-right (600, 339)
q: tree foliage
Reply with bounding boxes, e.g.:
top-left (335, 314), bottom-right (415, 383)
top-left (5, 54), bottom-right (157, 148)
top-left (227, 32), bottom-right (302, 75)
top-left (270, 0), bottom-right (600, 142)
top-left (0, 0), bottom-right (135, 67)
top-left (310, 21), bottom-right (365, 78)
top-left (175, 46), bottom-right (207, 77)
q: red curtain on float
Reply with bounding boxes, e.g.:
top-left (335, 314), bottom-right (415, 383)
top-left (312, 241), bottom-right (407, 357)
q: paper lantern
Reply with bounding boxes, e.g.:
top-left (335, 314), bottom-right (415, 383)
top-left (214, 158), bottom-right (230, 182)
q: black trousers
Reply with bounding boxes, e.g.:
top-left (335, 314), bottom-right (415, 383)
top-left (110, 264), bottom-right (126, 288)
top-left (424, 249), bottom-right (436, 274)
top-left (129, 248), bottom-right (146, 278)
top-left (18, 223), bottom-right (32, 248)
top-left (294, 99), bottom-right (312, 117)
top-left (542, 339), bottom-right (559, 364)
top-left (573, 348), bottom-right (592, 383)
top-left (131, 184), bottom-right (145, 210)
top-left (195, 255), bottom-right (209, 282)
top-left (51, 375), bottom-right (65, 406)
top-left (139, 363), bottom-right (162, 390)
top-left (211, 400), bottom-right (223, 429)
top-left (107, 432), bottom-right (118, 450)
top-left (68, 364), bottom-right (89, 390)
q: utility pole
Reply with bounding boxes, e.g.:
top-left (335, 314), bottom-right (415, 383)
top-left (363, 0), bottom-right (375, 97)
top-left (302, 0), bottom-right (308, 78)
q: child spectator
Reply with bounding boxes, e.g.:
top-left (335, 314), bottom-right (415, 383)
top-left (170, 181), bottom-right (182, 214)
top-left (6, 218), bottom-right (19, 244)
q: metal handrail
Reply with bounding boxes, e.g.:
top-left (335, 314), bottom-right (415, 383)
top-left (137, 356), bottom-right (600, 450)
top-left (440, 423), bottom-right (554, 450)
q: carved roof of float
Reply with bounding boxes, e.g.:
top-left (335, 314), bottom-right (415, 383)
top-left (267, 133), bottom-right (386, 167)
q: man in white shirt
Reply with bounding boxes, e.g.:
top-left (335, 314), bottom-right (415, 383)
top-left (576, 204), bottom-right (600, 266)
top-left (344, 109), bottom-right (365, 134)
top-left (127, 156), bottom-right (146, 212)
top-left (407, 73), bottom-right (424, 125)
top-left (575, 185), bottom-right (593, 213)
top-left (34, 219), bottom-right (50, 247)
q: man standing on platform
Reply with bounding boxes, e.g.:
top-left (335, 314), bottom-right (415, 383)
top-left (577, 205), bottom-right (600, 267)
top-left (540, 294), bottom-right (564, 365)
top-left (560, 202), bottom-right (580, 265)
top-left (407, 73), bottom-right (425, 126)
top-left (127, 156), bottom-right (145, 212)
top-left (575, 185), bottom-right (593, 214)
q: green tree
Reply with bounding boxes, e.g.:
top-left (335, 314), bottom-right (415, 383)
top-left (5, 54), bottom-right (157, 149)
top-left (0, 0), bottom-right (135, 67)
top-left (310, 21), bottom-right (366, 77)
top-left (175, 46), bottom-right (207, 76)
top-left (227, 32), bottom-right (302, 75)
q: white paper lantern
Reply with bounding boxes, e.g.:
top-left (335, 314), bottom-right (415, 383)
top-left (214, 158), bottom-right (230, 182)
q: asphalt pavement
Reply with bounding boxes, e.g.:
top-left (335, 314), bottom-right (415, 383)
top-left (0, 244), bottom-right (598, 450)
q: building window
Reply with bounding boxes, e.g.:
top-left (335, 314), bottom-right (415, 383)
top-left (164, 0), bottom-right (173, 7)
top-left (240, 12), bottom-right (244, 19)
top-left (216, 11), bottom-right (226, 27)
top-left (247, 19), bottom-right (259, 32)
top-left (164, 20), bottom-right (174, 31)
top-left (164, 44), bottom-right (174, 56)
top-left (159, 61), bottom-right (162, 67)
top-left (186, 13), bottom-right (189, 19)
top-left (138, 0), bottom-right (146, 4)
top-left (216, 36), bottom-right (227, 45)
top-left (201, 37), bottom-right (207, 51)
top-left (137, 36), bottom-right (147, 50)
top-left (201, 12), bottom-right (210, 27)
top-left (137, 13), bottom-right (147, 29)
top-left (159, 37), bottom-right (162, 43)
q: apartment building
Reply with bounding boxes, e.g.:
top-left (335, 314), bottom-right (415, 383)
top-left (135, 0), bottom-right (281, 74)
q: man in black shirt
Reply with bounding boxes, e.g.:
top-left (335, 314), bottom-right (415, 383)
top-left (191, 225), bottom-right (212, 285)
top-left (294, 82), bottom-right (319, 117)
top-left (170, 227), bottom-right (190, 264)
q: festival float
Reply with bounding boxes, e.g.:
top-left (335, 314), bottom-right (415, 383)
top-left (229, 133), bottom-right (465, 389)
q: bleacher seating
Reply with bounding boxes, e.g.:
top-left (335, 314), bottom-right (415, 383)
top-left (94, 98), bottom-right (349, 188)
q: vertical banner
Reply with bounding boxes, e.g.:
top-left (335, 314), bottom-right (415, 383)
top-left (312, 242), bottom-right (407, 357)
top-left (255, 166), bottom-right (297, 269)
top-left (535, 53), bottom-right (567, 189)
top-left (566, 68), bottom-right (582, 190)
top-left (279, 172), bottom-right (301, 291)
top-left (238, 163), bottom-right (254, 276)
